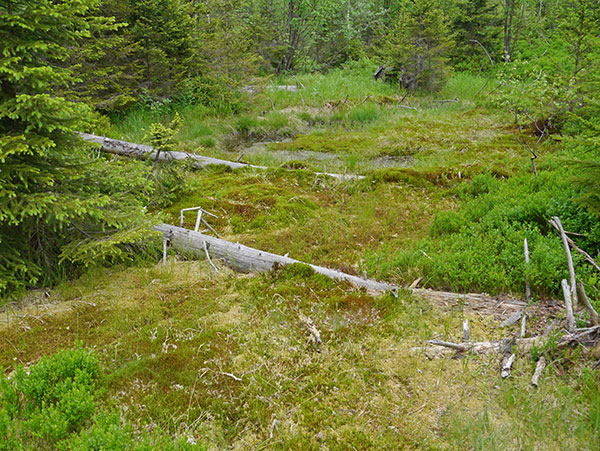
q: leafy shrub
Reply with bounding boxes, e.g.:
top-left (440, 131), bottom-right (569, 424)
top-left (0, 346), bottom-right (200, 450)
top-left (364, 168), bottom-right (600, 297)
top-left (175, 76), bottom-right (243, 114)
top-left (0, 345), bottom-right (100, 448)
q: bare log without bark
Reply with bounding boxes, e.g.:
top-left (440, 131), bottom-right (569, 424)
top-left (154, 224), bottom-right (394, 291)
top-left (79, 132), bottom-right (362, 181)
top-left (154, 224), bottom-right (530, 317)
top-left (531, 357), bottom-right (546, 387)
top-left (413, 289), bottom-right (526, 318)
top-left (426, 340), bottom-right (468, 352)
top-left (501, 310), bottom-right (523, 327)
top-left (417, 337), bottom-right (543, 357)
top-left (501, 353), bottom-right (516, 378)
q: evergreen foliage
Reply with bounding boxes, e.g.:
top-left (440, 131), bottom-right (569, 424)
top-left (383, 0), bottom-right (455, 91)
top-left (0, 0), bottom-right (156, 295)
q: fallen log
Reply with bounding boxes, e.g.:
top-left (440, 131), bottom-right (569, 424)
top-left (79, 132), bottom-right (362, 181)
top-left (154, 224), bottom-right (532, 316)
top-left (414, 336), bottom-right (543, 357)
top-left (154, 224), bottom-right (395, 292)
top-left (501, 353), bottom-right (516, 378)
top-left (414, 289), bottom-right (526, 318)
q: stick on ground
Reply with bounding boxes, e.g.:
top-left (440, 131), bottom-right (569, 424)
top-left (531, 356), bottom-right (546, 387)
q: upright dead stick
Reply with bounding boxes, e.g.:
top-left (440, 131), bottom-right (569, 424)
top-left (561, 279), bottom-right (576, 333)
top-left (524, 238), bottom-right (531, 301)
top-left (531, 356), bottom-right (546, 387)
top-left (463, 319), bottom-right (470, 342)
top-left (577, 282), bottom-right (599, 326)
top-left (521, 238), bottom-right (531, 338)
top-left (551, 217), bottom-right (579, 307)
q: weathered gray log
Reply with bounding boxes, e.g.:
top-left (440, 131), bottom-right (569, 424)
top-left (501, 310), bottom-right (523, 328)
top-left (80, 132), bottom-right (257, 170)
top-left (551, 217), bottom-right (578, 307)
top-left (412, 289), bottom-right (526, 317)
top-left (153, 224), bottom-right (531, 316)
top-left (417, 336), bottom-right (543, 357)
top-left (426, 340), bottom-right (468, 352)
top-left (501, 353), bottom-right (516, 378)
top-left (79, 132), bottom-right (361, 180)
top-left (154, 224), bottom-right (394, 291)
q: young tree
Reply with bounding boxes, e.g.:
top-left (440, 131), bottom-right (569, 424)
top-left (0, 0), bottom-right (154, 295)
top-left (383, 0), bottom-right (455, 91)
top-left (450, 0), bottom-right (501, 69)
top-left (127, 0), bottom-right (197, 94)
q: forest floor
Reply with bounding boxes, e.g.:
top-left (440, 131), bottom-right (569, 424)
top-left (2, 68), bottom-right (599, 449)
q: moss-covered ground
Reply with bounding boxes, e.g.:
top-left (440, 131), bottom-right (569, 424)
top-left (3, 67), bottom-right (600, 449)
top-left (2, 262), bottom-right (599, 449)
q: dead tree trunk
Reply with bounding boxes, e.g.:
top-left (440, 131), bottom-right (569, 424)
top-left (154, 224), bottom-right (395, 291)
top-left (79, 132), bottom-right (362, 181)
top-left (154, 224), bottom-right (530, 319)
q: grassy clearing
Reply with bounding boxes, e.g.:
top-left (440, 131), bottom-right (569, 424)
top-left (2, 262), bottom-right (599, 449)
top-left (4, 63), bottom-right (599, 448)
top-left (101, 65), bottom-right (598, 300)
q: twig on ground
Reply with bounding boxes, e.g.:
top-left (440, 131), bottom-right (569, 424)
top-left (531, 356), bottom-right (546, 387)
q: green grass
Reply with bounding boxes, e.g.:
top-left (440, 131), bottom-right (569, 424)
top-left (12, 63), bottom-right (596, 449)
top-left (2, 262), bottom-right (599, 449)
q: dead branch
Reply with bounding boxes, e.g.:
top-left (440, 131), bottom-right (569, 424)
top-left (531, 356), bottom-right (546, 387)
top-left (561, 279), bottom-right (577, 333)
top-left (501, 310), bottom-right (523, 327)
top-left (502, 353), bottom-right (516, 378)
top-left (577, 283), bottom-right (599, 326)
top-left (548, 220), bottom-right (600, 273)
top-left (551, 217), bottom-right (579, 306)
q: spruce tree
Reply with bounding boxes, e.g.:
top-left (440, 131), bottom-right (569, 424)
top-left (383, 0), bottom-right (455, 91)
top-left (0, 0), bottom-right (154, 295)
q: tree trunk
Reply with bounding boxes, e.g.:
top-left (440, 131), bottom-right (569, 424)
top-left (155, 224), bottom-right (395, 291)
top-left (78, 132), bottom-right (362, 180)
top-left (154, 224), bottom-right (530, 319)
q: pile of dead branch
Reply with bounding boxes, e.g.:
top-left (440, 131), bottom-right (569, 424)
top-left (417, 216), bottom-right (600, 386)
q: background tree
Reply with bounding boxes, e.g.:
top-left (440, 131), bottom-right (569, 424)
top-left (382, 0), bottom-right (455, 91)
